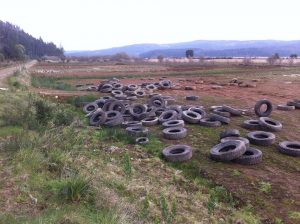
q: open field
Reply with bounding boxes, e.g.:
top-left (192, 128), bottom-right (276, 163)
top-left (0, 62), bottom-right (299, 223)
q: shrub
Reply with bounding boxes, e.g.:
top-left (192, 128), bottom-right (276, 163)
top-left (53, 108), bottom-right (75, 126)
top-left (34, 100), bottom-right (53, 125)
top-left (122, 152), bottom-right (132, 177)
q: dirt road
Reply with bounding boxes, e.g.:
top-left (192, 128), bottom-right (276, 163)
top-left (0, 60), bottom-right (37, 87)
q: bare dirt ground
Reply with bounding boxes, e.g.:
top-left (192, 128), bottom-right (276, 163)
top-left (28, 62), bottom-right (300, 223)
top-left (0, 60), bottom-right (37, 87)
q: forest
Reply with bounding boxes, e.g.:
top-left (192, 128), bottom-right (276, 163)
top-left (0, 20), bottom-right (64, 60)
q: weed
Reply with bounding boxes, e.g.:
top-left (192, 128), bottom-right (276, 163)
top-left (66, 95), bottom-right (99, 107)
top-left (258, 181), bottom-right (272, 194)
top-left (31, 75), bottom-right (75, 90)
top-left (34, 100), bottom-right (53, 125)
top-left (207, 186), bottom-right (236, 214)
top-left (159, 193), bottom-right (177, 224)
top-left (232, 169), bottom-right (241, 176)
top-left (288, 211), bottom-right (300, 219)
top-left (140, 192), bottom-right (150, 218)
top-left (122, 152), bottom-right (132, 177)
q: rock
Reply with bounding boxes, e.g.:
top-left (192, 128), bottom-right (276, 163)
top-left (185, 86), bottom-right (196, 90)
top-left (105, 146), bottom-right (120, 153)
top-left (211, 85), bottom-right (223, 89)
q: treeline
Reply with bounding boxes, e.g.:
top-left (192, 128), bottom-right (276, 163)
top-left (0, 20), bottom-right (64, 61)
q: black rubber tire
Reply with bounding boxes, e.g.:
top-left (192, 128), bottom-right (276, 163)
top-left (181, 105), bottom-right (193, 111)
top-left (146, 84), bottom-right (157, 91)
top-left (167, 105), bottom-right (183, 119)
top-left (145, 106), bottom-right (157, 117)
top-left (159, 110), bottom-right (178, 123)
top-left (220, 137), bottom-right (250, 148)
top-left (182, 110), bottom-right (202, 124)
top-left (278, 141), bottom-right (300, 157)
top-left (246, 131), bottom-right (275, 146)
top-left (188, 107), bottom-right (206, 118)
top-left (102, 99), bottom-right (115, 112)
top-left (83, 102), bottom-right (98, 114)
top-left (100, 84), bottom-right (113, 93)
top-left (89, 109), bottom-right (107, 126)
top-left (148, 95), bottom-right (166, 108)
top-left (162, 127), bottom-right (187, 140)
top-left (136, 137), bottom-right (149, 145)
top-left (254, 99), bottom-right (273, 117)
top-left (108, 100), bottom-right (126, 114)
top-left (159, 80), bottom-right (172, 89)
top-left (104, 116), bottom-right (124, 127)
top-left (122, 121), bottom-right (142, 128)
top-left (242, 119), bottom-right (261, 130)
top-left (233, 147), bottom-right (263, 165)
top-left (209, 113), bottom-right (231, 124)
top-left (199, 118), bottom-right (222, 127)
top-left (162, 145), bottom-right (192, 162)
top-left (127, 84), bottom-right (139, 91)
top-left (162, 120), bottom-right (185, 129)
top-left (277, 104), bottom-right (295, 111)
top-left (222, 105), bottom-right (242, 116)
top-left (129, 104), bottom-right (147, 118)
top-left (212, 108), bottom-right (231, 118)
top-left (259, 117), bottom-right (282, 132)
top-left (155, 108), bottom-right (166, 116)
top-left (134, 90), bottom-right (146, 97)
top-left (112, 83), bottom-right (123, 90)
top-left (142, 117), bottom-right (159, 126)
top-left (126, 126), bottom-right (149, 137)
top-left (186, 96), bottom-right (199, 101)
top-left (220, 129), bottom-right (240, 139)
top-left (210, 140), bottom-right (247, 162)
top-left (94, 99), bottom-right (106, 108)
top-left (111, 90), bottom-right (123, 96)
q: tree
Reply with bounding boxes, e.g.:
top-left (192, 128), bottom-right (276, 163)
top-left (110, 52), bottom-right (130, 62)
top-left (243, 57), bottom-right (252, 65)
top-left (14, 44), bottom-right (26, 60)
top-left (267, 53), bottom-right (281, 65)
top-left (157, 55), bottom-right (164, 63)
top-left (0, 53), bottom-right (4, 62)
top-left (290, 54), bottom-right (298, 59)
top-left (185, 49), bottom-right (194, 58)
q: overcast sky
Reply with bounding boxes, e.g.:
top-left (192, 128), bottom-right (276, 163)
top-left (1, 0), bottom-right (300, 51)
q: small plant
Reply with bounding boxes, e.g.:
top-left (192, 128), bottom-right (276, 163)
top-left (140, 192), bottom-right (150, 218)
top-left (207, 186), bottom-right (236, 214)
top-left (160, 193), bottom-right (177, 224)
top-left (122, 152), bottom-right (132, 177)
top-left (57, 176), bottom-right (93, 203)
top-left (258, 181), bottom-right (272, 194)
top-left (53, 108), bottom-right (75, 126)
top-left (288, 211), bottom-right (300, 219)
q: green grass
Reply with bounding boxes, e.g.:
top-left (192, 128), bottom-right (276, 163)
top-left (31, 75), bottom-right (75, 90)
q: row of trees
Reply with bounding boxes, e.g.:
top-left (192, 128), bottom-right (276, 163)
top-left (0, 20), bottom-right (64, 61)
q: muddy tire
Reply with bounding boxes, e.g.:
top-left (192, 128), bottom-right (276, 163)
top-left (259, 117), bottom-right (282, 132)
top-left (159, 110), bottom-right (178, 123)
top-left (129, 104), bottom-right (147, 118)
top-left (199, 118), bottom-right (222, 127)
top-left (233, 147), bottom-right (263, 165)
top-left (278, 141), bottom-right (300, 157)
top-left (242, 119), bottom-right (261, 130)
top-left (220, 137), bottom-right (250, 148)
top-left (210, 140), bottom-right (247, 162)
top-left (162, 127), bottom-right (187, 140)
top-left (220, 129), bottom-right (240, 139)
top-left (209, 113), bottom-right (231, 124)
top-left (127, 84), bottom-right (139, 91)
top-left (212, 108), bottom-right (231, 118)
top-left (277, 104), bottom-right (295, 111)
top-left (182, 110), bottom-right (202, 124)
top-left (83, 102), bottom-right (98, 114)
top-left (89, 109), bottom-right (107, 126)
top-left (142, 117), bottom-right (159, 126)
top-left (246, 131), bottom-right (275, 146)
top-left (108, 100), bottom-right (126, 114)
top-left (148, 95), bottom-right (166, 108)
top-left (188, 107), bottom-right (206, 118)
top-left (222, 105), bottom-right (242, 116)
top-left (162, 145), bottom-right (192, 162)
top-left (254, 99), bottom-right (273, 117)
top-left (186, 96), bottom-right (199, 101)
top-left (126, 126), bottom-right (149, 137)
top-left (104, 116), bottom-right (124, 127)
top-left (136, 137), bottom-right (149, 145)
top-left (122, 121), bottom-right (142, 128)
top-left (162, 120), bottom-right (185, 129)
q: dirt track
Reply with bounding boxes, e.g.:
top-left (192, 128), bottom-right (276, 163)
top-left (0, 60), bottom-right (37, 87)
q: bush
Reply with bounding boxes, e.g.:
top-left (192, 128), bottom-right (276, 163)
top-left (34, 100), bottom-right (53, 125)
top-left (66, 95), bottom-right (98, 107)
top-left (53, 108), bottom-right (75, 126)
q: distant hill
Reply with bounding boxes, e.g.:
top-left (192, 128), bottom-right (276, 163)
top-left (66, 40), bottom-right (300, 58)
top-left (0, 20), bottom-right (64, 60)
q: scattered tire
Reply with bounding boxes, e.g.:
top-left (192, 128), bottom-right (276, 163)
top-left (182, 110), bottom-right (202, 124)
top-left (233, 147), bottom-right (263, 165)
top-left (89, 109), bottom-right (107, 126)
top-left (220, 129), bottom-right (240, 139)
top-left (212, 108), bottom-right (231, 118)
top-left (254, 99), bottom-right (273, 117)
top-left (278, 141), bottom-right (300, 157)
top-left (277, 104), bottom-right (295, 111)
top-left (108, 100), bottom-right (126, 114)
top-left (129, 104), bottom-right (147, 118)
top-left (220, 137), bottom-right (250, 148)
top-left (136, 137), bottom-right (149, 145)
top-left (126, 126), bottom-right (149, 137)
top-left (189, 107), bottom-right (206, 118)
top-left (142, 117), bottom-right (159, 126)
top-left (222, 105), bottom-right (242, 116)
top-left (246, 131), bottom-right (275, 146)
top-left (148, 95), bottom-right (166, 108)
top-left (210, 140), bottom-right (247, 162)
top-left (167, 105), bottom-right (183, 119)
top-left (127, 84), bottom-right (139, 91)
top-left (242, 119), bottom-right (261, 130)
top-left (159, 110), bottom-right (178, 123)
top-left (259, 117), bottom-right (282, 132)
top-left (209, 113), bottom-right (231, 124)
top-left (162, 120), bottom-right (185, 128)
top-left (162, 127), bottom-right (187, 140)
top-left (122, 121), bottom-right (142, 128)
top-left (199, 118), bottom-right (222, 127)
top-left (159, 80), bottom-right (172, 89)
top-left (186, 96), bottom-right (199, 101)
top-left (162, 145), bottom-right (192, 162)
top-left (83, 102), bottom-right (98, 114)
